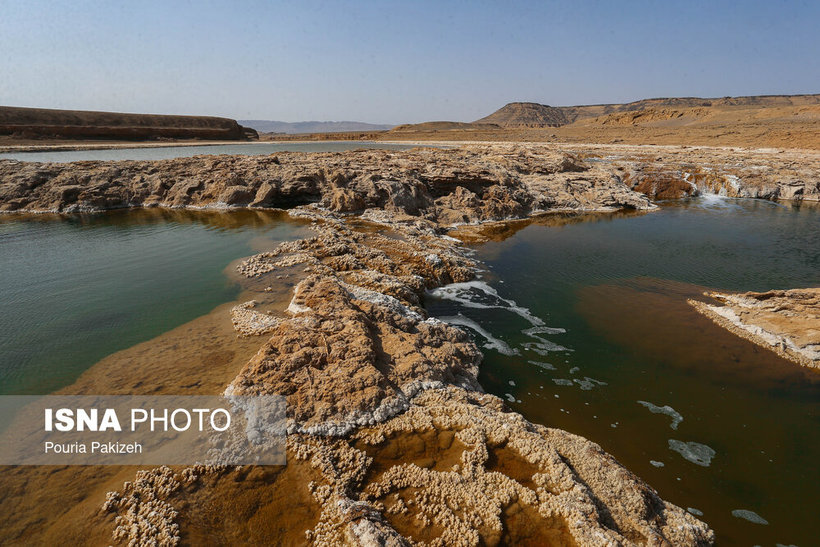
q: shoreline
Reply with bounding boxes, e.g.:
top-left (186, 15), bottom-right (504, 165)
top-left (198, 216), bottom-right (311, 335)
top-left (689, 290), bottom-right (820, 369)
top-left (0, 139), bottom-right (266, 154)
top-left (4, 137), bottom-right (820, 155)
top-left (0, 145), bottom-right (717, 544)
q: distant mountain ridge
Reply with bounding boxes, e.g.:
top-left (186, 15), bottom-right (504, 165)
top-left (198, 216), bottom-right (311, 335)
top-left (240, 120), bottom-right (394, 134)
top-left (476, 94), bottom-right (820, 127)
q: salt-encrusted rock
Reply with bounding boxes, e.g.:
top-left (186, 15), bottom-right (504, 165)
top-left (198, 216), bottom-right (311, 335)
top-left (0, 145), bottom-right (654, 218)
top-left (229, 300), bottom-right (282, 337)
top-left (690, 288), bottom-right (820, 368)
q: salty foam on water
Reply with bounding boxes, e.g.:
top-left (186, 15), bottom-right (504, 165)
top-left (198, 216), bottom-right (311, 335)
top-left (575, 377), bottom-right (607, 390)
top-left (637, 401), bottom-right (684, 430)
top-left (650, 460), bottom-right (665, 468)
top-left (669, 439), bottom-right (716, 467)
top-left (439, 314), bottom-right (519, 356)
top-left (523, 326), bottom-right (567, 336)
top-left (429, 281), bottom-right (545, 326)
top-left (522, 326), bottom-right (570, 355)
top-left (731, 509), bottom-right (768, 525)
top-left (528, 360), bottom-right (556, 371)
top-left (522, 340), bottom-right (569, 355)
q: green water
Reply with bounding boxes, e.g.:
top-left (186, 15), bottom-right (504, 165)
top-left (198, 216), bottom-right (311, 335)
top-left (0, 209), bottom-right (308, 395)
top-left (428, 197), bottom-right (820, 546)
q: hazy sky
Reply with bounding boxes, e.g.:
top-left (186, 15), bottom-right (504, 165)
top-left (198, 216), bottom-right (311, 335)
top-left (1, 1), bottom-right (818, 123)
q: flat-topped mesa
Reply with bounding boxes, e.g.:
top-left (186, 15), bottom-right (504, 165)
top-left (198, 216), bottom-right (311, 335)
top-left (0, 105), bottom-right (258, 141)
top-left (0, 146), bottom-right (653, 216)
top-left (690, 288), bottom-right (820, 369)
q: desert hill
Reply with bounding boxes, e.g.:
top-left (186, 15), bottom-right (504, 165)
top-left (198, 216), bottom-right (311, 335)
top-left (476, 94), bottom-right (820, 128)
top-left (378, 94), bottom-right (820, 149)
top-left (390, 121), bottom-right (501, 132)
top-left (474, 102), bottom-right (569, 127)
top-left (0, 106), bottom-right (258, 141)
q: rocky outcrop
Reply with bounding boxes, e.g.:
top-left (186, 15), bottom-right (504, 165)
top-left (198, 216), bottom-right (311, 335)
top-left (555, 143), bottom-right (820, 202)
top-left (690, 288), bottom-right (820, 369)
top-left (0, 145), bottom-right (653, 217)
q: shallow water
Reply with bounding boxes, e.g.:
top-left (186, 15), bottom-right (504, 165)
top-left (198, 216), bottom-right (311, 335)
top-left (1, 197), bottom-right (818, 544)
top-left (0, 141), bottom-right (436, 163)
top-left (0, 209), bottom-right (308, 394)
top-left (428, 197), bottom-right (820, 545)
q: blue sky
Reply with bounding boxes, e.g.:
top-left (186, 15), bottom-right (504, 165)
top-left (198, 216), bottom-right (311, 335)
top-left (1, 0), bottom-right (818, 123)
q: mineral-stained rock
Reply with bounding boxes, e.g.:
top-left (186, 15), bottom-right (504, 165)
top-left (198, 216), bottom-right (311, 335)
top-left (690, 288), bottom-right (820, 368)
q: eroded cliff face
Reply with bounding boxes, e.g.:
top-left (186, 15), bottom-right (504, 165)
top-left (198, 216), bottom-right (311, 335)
top-left (690, 288), bottom-right (820, 369)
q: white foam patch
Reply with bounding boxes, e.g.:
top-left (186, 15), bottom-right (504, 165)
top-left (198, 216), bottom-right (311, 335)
top-left (669, 439), bottom-right (715, 467)
top-left (687, 507), bottom-right (703, 517)
top-left (429, 281), bottom-right (545, 326)
top-left (504, 393), bottom-right (516, 402)
top-left (731, 509), bottom-right (768, 525)
top-left (438, 314), bottom-right (519, 356)
top-left (553, 379), bottom-right (574, 386)
top-left (528, 360), bottom-right (556, 370)
top-left (638, 401), bottom-right (684, 430)
top-left (523, 326), bottom-right (566, 335)
top-left (522, 327), bottom-right (571, 355)
top-left (650, 460), bottom-right (665, 468)
top-left (523, 341), bottom-right (570, 355)
top-left (575, 377), bottom-right (607, 390)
